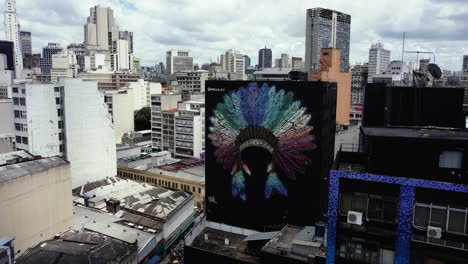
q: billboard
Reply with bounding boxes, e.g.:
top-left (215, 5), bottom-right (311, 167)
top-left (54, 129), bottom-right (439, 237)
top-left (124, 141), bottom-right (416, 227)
top-left (205, 81), bottom-right (336, 231)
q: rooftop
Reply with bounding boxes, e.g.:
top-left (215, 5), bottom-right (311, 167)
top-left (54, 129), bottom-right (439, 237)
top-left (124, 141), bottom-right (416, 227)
top-left (362, 126), bottom-right (468, 141)
top-left (0, 156), bottom-right (68, 183)
top-left (190, 227), bottom-right (260, 263)
top-left (253, 68), bottom-right (293, 75)
top-left (16, 230), bottom-right (137, 264)
top-left (262, 225), bottom-right (326, 261)
top-left (72, 177), bottom-right (192, 221)
top-left (0, 150), bottom-right (34, 166)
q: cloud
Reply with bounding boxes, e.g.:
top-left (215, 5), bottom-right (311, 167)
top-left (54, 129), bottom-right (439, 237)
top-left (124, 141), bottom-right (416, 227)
top-left (0, 0), bottom-right (466, 71)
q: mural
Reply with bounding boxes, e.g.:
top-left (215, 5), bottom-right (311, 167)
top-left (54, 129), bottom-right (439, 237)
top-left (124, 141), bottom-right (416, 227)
top-left (208, 82), bottom-right (316, 201)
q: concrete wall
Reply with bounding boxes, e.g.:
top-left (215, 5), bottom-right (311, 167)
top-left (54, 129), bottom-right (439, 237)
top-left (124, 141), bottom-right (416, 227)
top-left (111, 90), bottom-right (134, 144)
top-left (62, 78), bottom-right (117, 188)
top-left (23, 83), bottom-right (61, 157)
top-left (0, 99), bottom-right (14, 154)
top-left (0, 159), bottom-right (73, 256)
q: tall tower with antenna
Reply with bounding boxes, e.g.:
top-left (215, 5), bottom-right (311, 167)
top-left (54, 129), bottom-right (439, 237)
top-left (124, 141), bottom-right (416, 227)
top-left (4, 0), bottom-right (23, 78)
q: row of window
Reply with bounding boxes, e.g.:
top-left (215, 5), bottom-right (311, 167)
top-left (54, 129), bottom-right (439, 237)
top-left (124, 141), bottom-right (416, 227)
top-left (12, 87), bottom-right (25, 94)
top-left (12, 97), bottom-right (26, 105)
top-left (13, 110), bottom-right (27, 119)
top-left (117, 170), bottom-right (202, 194)
top-left (16, 136), bottom-right (28, 145)
top-left (14, 123), bottom-right (27, 132)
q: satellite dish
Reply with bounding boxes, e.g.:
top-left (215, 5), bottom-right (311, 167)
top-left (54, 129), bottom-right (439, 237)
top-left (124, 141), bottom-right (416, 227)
top-left (447, 76), bottom-right (461, 86)
top-left (428, 64), bottom-right (442, 79)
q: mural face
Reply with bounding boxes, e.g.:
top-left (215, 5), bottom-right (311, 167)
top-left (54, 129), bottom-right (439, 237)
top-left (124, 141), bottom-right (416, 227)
top-left (206, 81), bottom-right (335, 231)
top-left (208, 82), bottom-right (316, 201)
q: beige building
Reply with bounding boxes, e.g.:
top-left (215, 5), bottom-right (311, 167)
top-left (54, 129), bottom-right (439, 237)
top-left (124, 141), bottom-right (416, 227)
top-left (309, 48), bottom-right (351, 125)
top-left (117, 157), bottom-right (205, 210)
top-left (0, 155), bottom-right (73, 256)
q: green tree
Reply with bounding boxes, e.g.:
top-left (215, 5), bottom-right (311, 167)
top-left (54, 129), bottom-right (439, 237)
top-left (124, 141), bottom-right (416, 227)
top-left (134, 107), bottom-right (151, 131)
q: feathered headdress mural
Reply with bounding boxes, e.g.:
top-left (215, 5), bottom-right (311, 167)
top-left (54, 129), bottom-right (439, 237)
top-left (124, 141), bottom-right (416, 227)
top-left (209, 82), bottom-right (316, 200)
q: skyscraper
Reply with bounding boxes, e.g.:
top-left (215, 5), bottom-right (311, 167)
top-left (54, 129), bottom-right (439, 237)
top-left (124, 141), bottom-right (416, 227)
top-left (258, 47), bottom-right (272, 68)
top-left (243, 55), bottom-right (250, 72)
top-left (223, 49), bottom-right (244, 80)
top-left (463, 55), bottom-right (468, 73)
top-left (4, 0), bottom-right (23, 78)
top-left (84, 5), bottom-right (133, 71)
top-left (19, 31), bottom-right (31, 56)
top-left (40, 43), bottom-right (63, 74)
top-left (305, 8), bottom-right (351, 73)
top-left (368, 42), bottom-right (391, 76)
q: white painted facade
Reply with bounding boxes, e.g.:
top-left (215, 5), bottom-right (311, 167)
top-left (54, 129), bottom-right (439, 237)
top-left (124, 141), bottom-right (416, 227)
top-left (0, 98), bottom-right (15, 153)
top-left (62, 78), bottom-right (117, 188)
top-left (128, 79), bottom-right (162, 111)
top-left (51, 50), bottom-right (79, 83)
top-left (104, 88), bottom-right (135, 144)
top-left (368, 42), bottom-right (391, 76)
top-left (4, 0), bottom-right (23, 78)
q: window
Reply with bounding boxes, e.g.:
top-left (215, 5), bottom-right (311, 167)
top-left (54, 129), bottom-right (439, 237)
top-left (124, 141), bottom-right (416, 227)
top-left (13, 97), bottom-right (19, 105)
top-left (14, 110), bottom-right (20, 118)
top-left (59, 144), bottom-right (64, 152)
top-left (58, 121), bottom-right (63, 129)
top-left (21, 89), bottom-right (25, 94)
top-left (22, 137), bottom-right (28, 145)
top-left (12, 87), bottom-right (18, 93)
top-left (57, 109), bottom-right (62, 117)
top-left (16, 136), bottom-right (21, 143)
top-left (15, 123), bottom-right (21, 131)
top-left (448, 209), bottom-right (465, 233)
top-left (439, 151), bottom-right (462, 169)
top-left (192, 186), bottom-right (196, 193)
top-left (54, 87), bottom-right (60, 92)
top-left (414, 204), bottom-right (430, 227)
top-left (55, 98), bottom-right (60, 104)
top-left (20, 98), bottom-right (25, 105)
top-left (59, 133), bottom-right (63, 141)
top-left (198, 188), bottom-right (201, 194)
top-left (431, 207), bottom-right (447, 228)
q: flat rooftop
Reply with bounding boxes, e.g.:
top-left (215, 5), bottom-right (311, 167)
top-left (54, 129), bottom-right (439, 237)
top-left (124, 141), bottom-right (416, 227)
top-left (190, 227), bottom-right (260, 263)
top-left (16, 229), bottom-right (137, 264)
top-left (0, 156), bottom-right (67, 183)
top-left (72, 177), bottom-right (192, 221)
top-left (362, 126), bottom-right (468, 141)
top-left (262, 225), bottom-right (325, 261)
top-left (0, 150), bottom-right (34, 166)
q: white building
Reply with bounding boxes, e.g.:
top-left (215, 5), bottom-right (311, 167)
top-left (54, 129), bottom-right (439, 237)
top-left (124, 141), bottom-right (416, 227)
top-left (166, 49), bottom-right (193, 75)
top-left (127, 79), bottom-right (162, 111)
top-left (84, 6), bottom-right (133, 72)
top-left (11, 78), bottom-right (117, 188)
top-left (279, 53), bottom-right (291, 68)
top-left (221, 49), bottom-right (244, 80)
top-left (175, 70), bottom-right (208, 93)
top-left (151, 94), bottom-right (205, 159)
top-left (0, 98), bottom-right (14, 153)
top-left (368, 42), bottom-right (391, 76)
top-left (104, 88), bottom-right (135, 144)
top-left (51, 50), bottom-right (79, 83)
top-left (3, 0), bottom-right (23, 78)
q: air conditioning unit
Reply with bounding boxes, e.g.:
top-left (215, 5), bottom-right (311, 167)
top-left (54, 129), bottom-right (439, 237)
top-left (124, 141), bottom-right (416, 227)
top-left (347, 211), bottom-right (363, 225)
top-left (427, 226), bottom-right (442, 239)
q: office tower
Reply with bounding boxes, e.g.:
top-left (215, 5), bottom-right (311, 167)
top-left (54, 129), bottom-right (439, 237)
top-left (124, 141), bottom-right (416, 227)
top-left (40, 43), bottom-right (63, 74)
top-left (292, 57), bottom-right (304, 71)
top-left (258, 47), bottom-right (272, 68)
top-left (19, 31), bottom-right (31, 56)
top-left (305, 8), bottom-right (351, 73)
top-left (84, 6), bottom-right (133, 71)
top-left (11, 78), bottom-right (116, 187)
top-left (463, 55), bottom-right (468, 73)
top-left (280, 53), bottom-right (291, 68)
top-left (166, 49), bottom-right (193, 74)
top-left (151, 93), bottom-right (205, 159)
top-left (368, 42), bottom-right (391, 75)
top-left (50, 50), bottom-right (79, 83)
top-left (4, 0), bottom-right (23, 78)
top-left (243, 55), bottom-right (250, 72)
top-left (309, 48), bottom-right (351, 125)
top-left (223, 49), bottom-right (244, 80)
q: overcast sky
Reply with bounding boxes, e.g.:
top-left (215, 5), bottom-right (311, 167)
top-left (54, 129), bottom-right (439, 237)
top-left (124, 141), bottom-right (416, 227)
top-left (2, 0), bottom-right (468, 71)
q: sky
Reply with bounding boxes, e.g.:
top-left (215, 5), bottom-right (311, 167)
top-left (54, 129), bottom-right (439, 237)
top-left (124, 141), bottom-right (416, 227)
top-left (2, 0), bottom-right (468, 71)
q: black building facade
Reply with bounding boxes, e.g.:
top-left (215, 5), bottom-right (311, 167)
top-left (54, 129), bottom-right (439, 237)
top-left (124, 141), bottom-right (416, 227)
top-left (0, 40), bottom-right (15, 71)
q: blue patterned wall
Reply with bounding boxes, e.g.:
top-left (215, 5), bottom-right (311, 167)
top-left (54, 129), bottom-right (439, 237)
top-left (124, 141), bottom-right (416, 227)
top-left (326, 170), bottom-right (468, 264)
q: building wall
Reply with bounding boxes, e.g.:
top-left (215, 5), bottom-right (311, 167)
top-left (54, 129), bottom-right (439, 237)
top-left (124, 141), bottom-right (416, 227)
top-left (62, 78), bottom-right (117, 188)
top-left (0, 99), bottom-right (15, 154)
top-left (109, 89), bottom-right (135, 144)
top-left (163, 195), bottom-right (194, 239)
top-left (4, 0), bottom-right (23, 78)
top-left (117, 167), bottom-right (205, 209)
top-left (0, 159), bottom-right (73, 255)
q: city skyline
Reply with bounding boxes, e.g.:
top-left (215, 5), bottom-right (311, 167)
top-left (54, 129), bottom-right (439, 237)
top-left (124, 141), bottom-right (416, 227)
top-left (0, 0), bottom-right (467, 71)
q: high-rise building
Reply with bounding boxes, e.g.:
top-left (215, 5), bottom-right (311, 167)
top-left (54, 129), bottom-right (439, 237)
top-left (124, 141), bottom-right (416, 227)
top-left (274, 58), bottom-right (281, 68)
top-left (368, 42), bottom-right (391, 76)
top-left (309, 48), bottom-right (351, 125)
top-left (462, 57), bottom-right (468, 72)
top-left (84, 6), bottom-right (133, 71)
top-left (166, 49), bottom-right (193, 75)
top-left (11, 78), bottom-right (116, 187)
top-left (279, 53), bottom-right (291, 68)
top-left (40, 43), bottom-right (63, 74)
top-left (223, 49), bottom-right (244, 80)
top-left (175, 70), bottom-right (209, 93)
top-left (350, 63), bottom-right (368, 123)
top-left (258, 47), bottom-right (272, 68)
top-left (292, 57), bottom-right (304, 71)
top-left (50, 50), bottom-right (79, 83)
top-left (151, 93), bottom-right (205, 159)
top-left (243, 55), bottom-right (250, 72)
top-left (419, 58), bottom-right (430, 77)
top-left (4, 0), bottom-right (23, 78)
top-left (19, 31), bottom-right (31, 56)
top-left (305, 8), bottom-right (351, 73)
